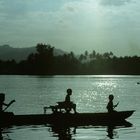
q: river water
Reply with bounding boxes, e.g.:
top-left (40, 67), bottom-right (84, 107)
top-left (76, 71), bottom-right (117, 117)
top-left (0, 75), bottom-right (139, 140)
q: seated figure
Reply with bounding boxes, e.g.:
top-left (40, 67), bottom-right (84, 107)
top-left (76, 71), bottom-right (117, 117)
top-left (57, 88), bottom-right (77, 113)
top-left (106, 94), bottom-right (119, 113)
top-left (44, 89), bottom-right (77, 114)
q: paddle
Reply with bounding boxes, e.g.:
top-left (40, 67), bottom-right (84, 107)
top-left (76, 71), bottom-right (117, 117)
top-left (114, 102), bottom-right (119, 108)
top-left (3, 100), bottom-right (16, 111)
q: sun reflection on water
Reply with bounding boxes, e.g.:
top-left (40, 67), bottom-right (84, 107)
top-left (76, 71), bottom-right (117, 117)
top-left (75, 78), bottom-right (119, 113)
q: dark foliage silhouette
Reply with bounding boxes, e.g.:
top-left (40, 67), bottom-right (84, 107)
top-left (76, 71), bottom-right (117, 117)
top-left (0, 43), bottom-right (140, 75)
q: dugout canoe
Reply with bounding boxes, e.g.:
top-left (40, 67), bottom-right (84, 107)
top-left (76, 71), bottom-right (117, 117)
top-left (0, 110), bottom-right (135, 127)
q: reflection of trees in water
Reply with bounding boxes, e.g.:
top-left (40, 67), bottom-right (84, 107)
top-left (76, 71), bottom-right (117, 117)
top-left (48, 125), bottom-right (76, 140)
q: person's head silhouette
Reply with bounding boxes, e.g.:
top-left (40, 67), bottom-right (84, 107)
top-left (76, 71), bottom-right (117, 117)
top-left (67, 88), bottom-right (72, 95)
top-left (109, 94), bottom-right (114, 101)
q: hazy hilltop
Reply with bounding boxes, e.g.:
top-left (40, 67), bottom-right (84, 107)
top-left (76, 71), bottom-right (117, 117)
top-left (0, 45), bottom-right (66, 62)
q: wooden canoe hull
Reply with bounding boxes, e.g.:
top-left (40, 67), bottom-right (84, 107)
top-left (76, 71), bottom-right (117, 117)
top-left (0, 110), bottom-right (135, 127)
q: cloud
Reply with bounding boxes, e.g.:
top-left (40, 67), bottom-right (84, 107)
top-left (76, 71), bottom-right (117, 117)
top-left (0, 0), bottom-right (140, 56)
top-left (100, 0), bottom-right (132, 6)
top-left (0, 0), bottom-right (29, 20)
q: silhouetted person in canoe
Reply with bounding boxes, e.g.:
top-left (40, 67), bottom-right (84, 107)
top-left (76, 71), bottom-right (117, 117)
top-left (0, 93), bottom-right (8, 112)
top-left (57, 89), bottom-right (77, 113)
top-left (64, 88), bottom-right (77, 113)
top-left (65, 88), bottom-right (73, 103)
top-left (106, 94), bottom-right (119, 113)
top-left (0, 93), bottom-right (15, 113)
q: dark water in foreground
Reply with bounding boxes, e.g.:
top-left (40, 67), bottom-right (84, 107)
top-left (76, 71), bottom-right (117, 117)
top-left (0, 75), bottom-right (140, 140)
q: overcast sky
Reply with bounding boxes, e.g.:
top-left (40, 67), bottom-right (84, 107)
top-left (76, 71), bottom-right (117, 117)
top-left (0, 0), bottom-right (140, 56)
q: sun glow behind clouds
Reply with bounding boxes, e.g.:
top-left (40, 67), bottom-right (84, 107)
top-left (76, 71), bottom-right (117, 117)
top-left (88, 1), bottom-right (113, 52)
top-left (58, 0), bottom-right (113, 53)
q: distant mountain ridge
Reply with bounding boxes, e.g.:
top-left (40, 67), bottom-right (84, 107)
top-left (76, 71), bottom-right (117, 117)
top-left (0, 45), bottom-right (66, 62)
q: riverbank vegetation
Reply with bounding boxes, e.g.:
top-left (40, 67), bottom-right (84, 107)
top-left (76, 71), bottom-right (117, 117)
top-left (0, 43), bottom-right (140, 75)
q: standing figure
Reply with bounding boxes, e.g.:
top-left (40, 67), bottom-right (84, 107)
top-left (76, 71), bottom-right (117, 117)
top-left (106, 94), bottom-right (119, 113)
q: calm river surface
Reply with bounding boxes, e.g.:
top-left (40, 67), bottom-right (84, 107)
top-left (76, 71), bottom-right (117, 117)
top-left (0, 75), bottom-right (140, 140)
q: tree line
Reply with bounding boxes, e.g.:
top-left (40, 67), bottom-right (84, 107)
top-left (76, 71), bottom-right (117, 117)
top-left (0, 43), bottom-right (140, 75)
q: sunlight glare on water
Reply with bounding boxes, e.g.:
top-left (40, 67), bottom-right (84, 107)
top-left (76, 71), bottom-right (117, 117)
top-left (76, 76), bottom-right (119, 112)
